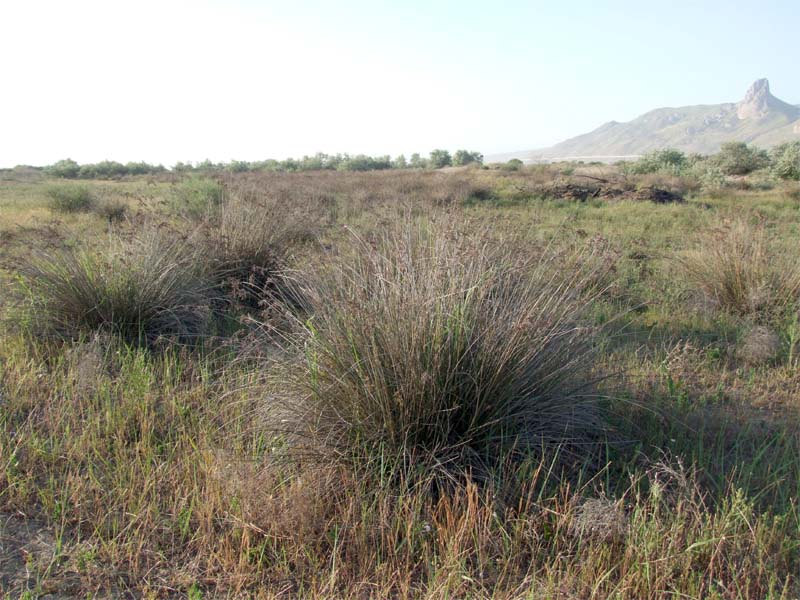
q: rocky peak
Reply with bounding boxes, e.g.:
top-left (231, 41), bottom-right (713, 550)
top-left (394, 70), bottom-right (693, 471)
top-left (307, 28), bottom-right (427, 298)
top-left (737, 79), bottom-right (773, 119)
top-left (736, 78), bottom-right (799, 120)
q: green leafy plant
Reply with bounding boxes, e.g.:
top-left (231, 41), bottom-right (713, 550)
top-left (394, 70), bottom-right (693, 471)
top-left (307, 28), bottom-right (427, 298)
top-left (712, 142), bottom-right (769, 176)
top-left (428, 149), bottom-right (452, 169)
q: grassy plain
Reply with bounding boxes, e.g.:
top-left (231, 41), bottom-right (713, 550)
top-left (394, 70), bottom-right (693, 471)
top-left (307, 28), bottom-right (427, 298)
top-left (1, 165), bottom-right (799, 598)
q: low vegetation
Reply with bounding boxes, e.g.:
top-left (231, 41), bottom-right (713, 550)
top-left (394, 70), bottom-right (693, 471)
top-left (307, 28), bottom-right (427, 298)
top-left (18, 229), bottom-right (213, 346)
top-left (45, 183), bottom-right (94, 213)
top-left (169, 176), bottom-right (225, 218)
top-left (204, 184), bottom-right (316, 310)
top-left (679, 218), bottom-right (800, 321)
top-left (271, 222), bottom-right (610, 481)
top-left (1, 159), bottom-right (799, 597)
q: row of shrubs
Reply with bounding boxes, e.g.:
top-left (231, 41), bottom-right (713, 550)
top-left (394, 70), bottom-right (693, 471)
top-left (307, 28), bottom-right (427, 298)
top-left (46, 159), bottom-right (168, 179)
top-left (43, 150), bottom-right (485, 180)
top-left (625, 141), bottom-right (800, 181)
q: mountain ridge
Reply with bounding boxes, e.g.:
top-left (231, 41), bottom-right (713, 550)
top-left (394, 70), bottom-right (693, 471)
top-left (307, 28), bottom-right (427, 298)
top-left (490, 79), bottom-right (800, 163)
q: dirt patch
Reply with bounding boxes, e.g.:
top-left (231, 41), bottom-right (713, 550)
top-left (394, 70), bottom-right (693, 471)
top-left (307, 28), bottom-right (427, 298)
top-left (0, 512), bottom-right (133, 598)
top-left (0, 511), bottom-right (64, 596)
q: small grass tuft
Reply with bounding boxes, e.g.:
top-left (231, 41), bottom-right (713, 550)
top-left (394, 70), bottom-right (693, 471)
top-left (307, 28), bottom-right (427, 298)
top-left (94, 198), bottom-right (127, 223)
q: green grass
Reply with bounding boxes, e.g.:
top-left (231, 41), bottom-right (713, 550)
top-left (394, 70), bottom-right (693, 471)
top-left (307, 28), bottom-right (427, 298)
top-left (169, 176), bottom-right (224, 219)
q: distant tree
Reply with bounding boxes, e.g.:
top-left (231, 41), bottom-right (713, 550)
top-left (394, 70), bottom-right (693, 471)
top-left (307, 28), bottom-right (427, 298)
top-left (770, 141), bottom-right (800, 180)
top-left (195, 159), bottom-right (217, 172)
top-left (338, 154), bottom-right (393, 171)
top-left (282, 158), bottom-right (300, 172)
top-left (409, 153), bottom-right (427, 169)
top-left (125, 161), bottom-right (150, 175)
top-left (299, 154), bottom-right (325, 171)
top-left (226, 160), bottom-right (250, 173)
top-left (452, 150), bottom-right (484, 166)
top-left (325, 154), bottom-right (344, 170)
top-left (428, 149), bottom-right (452, 169)
top-left (257, 159), bottom-right (281, 171)
top-left (392, 154), bottom-right (408, 169)
top-left (46, 158), bottom-right (80, 178)
top-left (76, 161), bottom-right (127, 179)
top-left (713, 142), bottom-right (769, 175)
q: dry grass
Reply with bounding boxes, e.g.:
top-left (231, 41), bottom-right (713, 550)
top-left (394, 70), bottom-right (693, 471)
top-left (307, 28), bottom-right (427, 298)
top-left (18, 227), bottom-right (213, 346)
top-left (0, 337), bottom-right (795, 598)
top-left (202, 183), bottom-right (318, 312)
top-left (738, 325), bottom-right (782, 365)
top-left (679, 218), bottom-right (800, 321)
top-left (267, 220), bottom-right (613, 481)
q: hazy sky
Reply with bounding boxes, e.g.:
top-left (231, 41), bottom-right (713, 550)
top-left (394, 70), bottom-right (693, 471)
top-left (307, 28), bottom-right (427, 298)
top-left (2, 0), bottom-right (798, 167)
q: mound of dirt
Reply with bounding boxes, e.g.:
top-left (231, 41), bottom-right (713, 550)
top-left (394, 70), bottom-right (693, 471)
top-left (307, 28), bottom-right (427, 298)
top-left (535, 180), bottom-right (684, 204)
top-left (539, 182), bottom-right (601, 201)
top-left (631, 186), bottom-right (685, 204)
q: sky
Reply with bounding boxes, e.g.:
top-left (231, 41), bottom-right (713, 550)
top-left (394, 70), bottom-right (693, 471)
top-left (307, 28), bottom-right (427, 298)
top-left (1, 0), bottom-right (798, 168)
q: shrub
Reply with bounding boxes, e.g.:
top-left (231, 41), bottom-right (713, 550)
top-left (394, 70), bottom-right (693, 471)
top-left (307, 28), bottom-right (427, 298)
top-left (502, 158), bottom-right (524, 171)
top-left (20, 230), bottom-right (213, 346)
top-left (337, 154), bottom-right (393, 172)
top-left (712, 142), bottom-right (769, 176)
top-left (269, 221), bottom-right (610, 480)
top-left (46, 158), bottom-right (80, 179)
top-left (452, 150), bottom-right (484, 166)
top-left (409, 153), bottom-right (427, 169)
top-left (679, 219), bottom-right (800, 321)
top-left (627, 149), bottom-right (687, 175)
top-left (77, 160), bottom-right (128, 179)
top-left (170, 177), bottom-right (224, 218)
top-left (392, 154), bottom-right (408, 169)
top-left (45, 184), bottom-right (94, 213)
top-left (770, 141), bottom-right (800, 181)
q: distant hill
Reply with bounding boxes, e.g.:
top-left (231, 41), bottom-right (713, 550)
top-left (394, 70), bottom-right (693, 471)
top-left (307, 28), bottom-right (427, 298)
top-left (490, 79), bottom-right (800, 163)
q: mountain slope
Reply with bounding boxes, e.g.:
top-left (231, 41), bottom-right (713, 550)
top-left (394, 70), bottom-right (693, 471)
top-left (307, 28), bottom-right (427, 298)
top-left (495, 79), bottom-right (800, 162)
